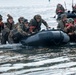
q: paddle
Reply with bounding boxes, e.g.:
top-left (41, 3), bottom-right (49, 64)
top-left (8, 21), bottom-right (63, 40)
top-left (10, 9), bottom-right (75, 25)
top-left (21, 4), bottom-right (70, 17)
top-left (72, 0), bottom-right (74, 10)
top-left (72, 0), bottom-right (73, 6)
top-left (64, 1), bottom-right (67, 11)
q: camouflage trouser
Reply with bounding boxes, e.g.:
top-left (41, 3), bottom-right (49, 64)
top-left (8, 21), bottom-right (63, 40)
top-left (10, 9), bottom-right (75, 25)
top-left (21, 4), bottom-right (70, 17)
top-left (8, 29), bottom-right (20, 44)
top-left (8, 31), bottom-right (14, 44)
top-left (8, 29), bottom-right (27, 43)
top-left (1, 31), bottom-right (9, 44)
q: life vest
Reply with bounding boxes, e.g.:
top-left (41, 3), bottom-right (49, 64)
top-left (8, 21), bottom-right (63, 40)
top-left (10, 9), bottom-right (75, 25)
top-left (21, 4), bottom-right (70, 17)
top-left (65, 23), bottom-right (74, 28)
top-left (57, 9), bottom-right (63, 13)
top-left (73, 6), bottom-right (76, 9)
top-left (0, 22), bottom-right (4, 26)
top-left (29, 26), bottom-right (36, 32)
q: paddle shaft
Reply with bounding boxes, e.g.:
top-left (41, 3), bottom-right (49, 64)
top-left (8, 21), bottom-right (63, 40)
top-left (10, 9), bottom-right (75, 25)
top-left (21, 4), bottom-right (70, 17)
top-left (64, 1), bottom-right (67, 10)
top-left (72, 0), bottom-right (73, 6)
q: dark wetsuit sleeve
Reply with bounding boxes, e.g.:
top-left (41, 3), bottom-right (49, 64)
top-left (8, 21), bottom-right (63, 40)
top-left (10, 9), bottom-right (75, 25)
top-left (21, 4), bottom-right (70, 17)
top-left (42, 19), bottom-right (49, 27)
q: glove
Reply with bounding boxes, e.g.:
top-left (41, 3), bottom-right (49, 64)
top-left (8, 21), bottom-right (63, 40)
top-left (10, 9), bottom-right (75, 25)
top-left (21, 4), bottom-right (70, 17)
top-left (46, 27), bottom-right (51, 30)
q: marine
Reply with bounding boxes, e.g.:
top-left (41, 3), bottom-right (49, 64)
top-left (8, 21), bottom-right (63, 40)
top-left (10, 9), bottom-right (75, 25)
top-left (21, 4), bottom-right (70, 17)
top-left (29, 14), bottom-right (50, 33)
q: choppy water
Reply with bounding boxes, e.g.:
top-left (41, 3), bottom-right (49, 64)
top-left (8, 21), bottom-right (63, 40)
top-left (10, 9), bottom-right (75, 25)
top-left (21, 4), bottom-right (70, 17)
top-left (0, 46), bottom-right (76, 75)
top-left (0, 0), bottom-right (76, 75)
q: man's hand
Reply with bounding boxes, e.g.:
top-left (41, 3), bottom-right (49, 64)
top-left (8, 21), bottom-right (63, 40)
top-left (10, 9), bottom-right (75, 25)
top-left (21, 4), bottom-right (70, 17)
top-left (46, 27), bottom-right (51, 30)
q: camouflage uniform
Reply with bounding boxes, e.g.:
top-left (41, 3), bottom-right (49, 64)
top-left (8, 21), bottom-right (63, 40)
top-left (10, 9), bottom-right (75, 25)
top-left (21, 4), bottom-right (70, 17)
top-left (8, 19), bottom-right (30, 43)
top-left (57, 14), bottom-right (67, 31)
top-left (29, 14), bottom-right (49, 33)
top-left (1, 15), bottom-right (15, 44)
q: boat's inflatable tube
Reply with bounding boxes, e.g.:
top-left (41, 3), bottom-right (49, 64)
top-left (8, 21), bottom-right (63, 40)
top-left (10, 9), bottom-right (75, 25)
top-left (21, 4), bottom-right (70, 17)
top-left (66, 13), bottom-right (76, 18)
top-left (20, 30), bottom-right (70, 46)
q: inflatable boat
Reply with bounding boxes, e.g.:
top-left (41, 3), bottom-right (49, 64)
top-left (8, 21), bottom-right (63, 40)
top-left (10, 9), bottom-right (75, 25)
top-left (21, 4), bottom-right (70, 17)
top-left (20, 30), bottom-right (70, 47)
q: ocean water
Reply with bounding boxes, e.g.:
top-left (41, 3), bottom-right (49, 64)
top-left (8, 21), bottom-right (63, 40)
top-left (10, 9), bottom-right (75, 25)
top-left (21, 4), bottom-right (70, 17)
top-left (0, 0), bottom-right (76, 75)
